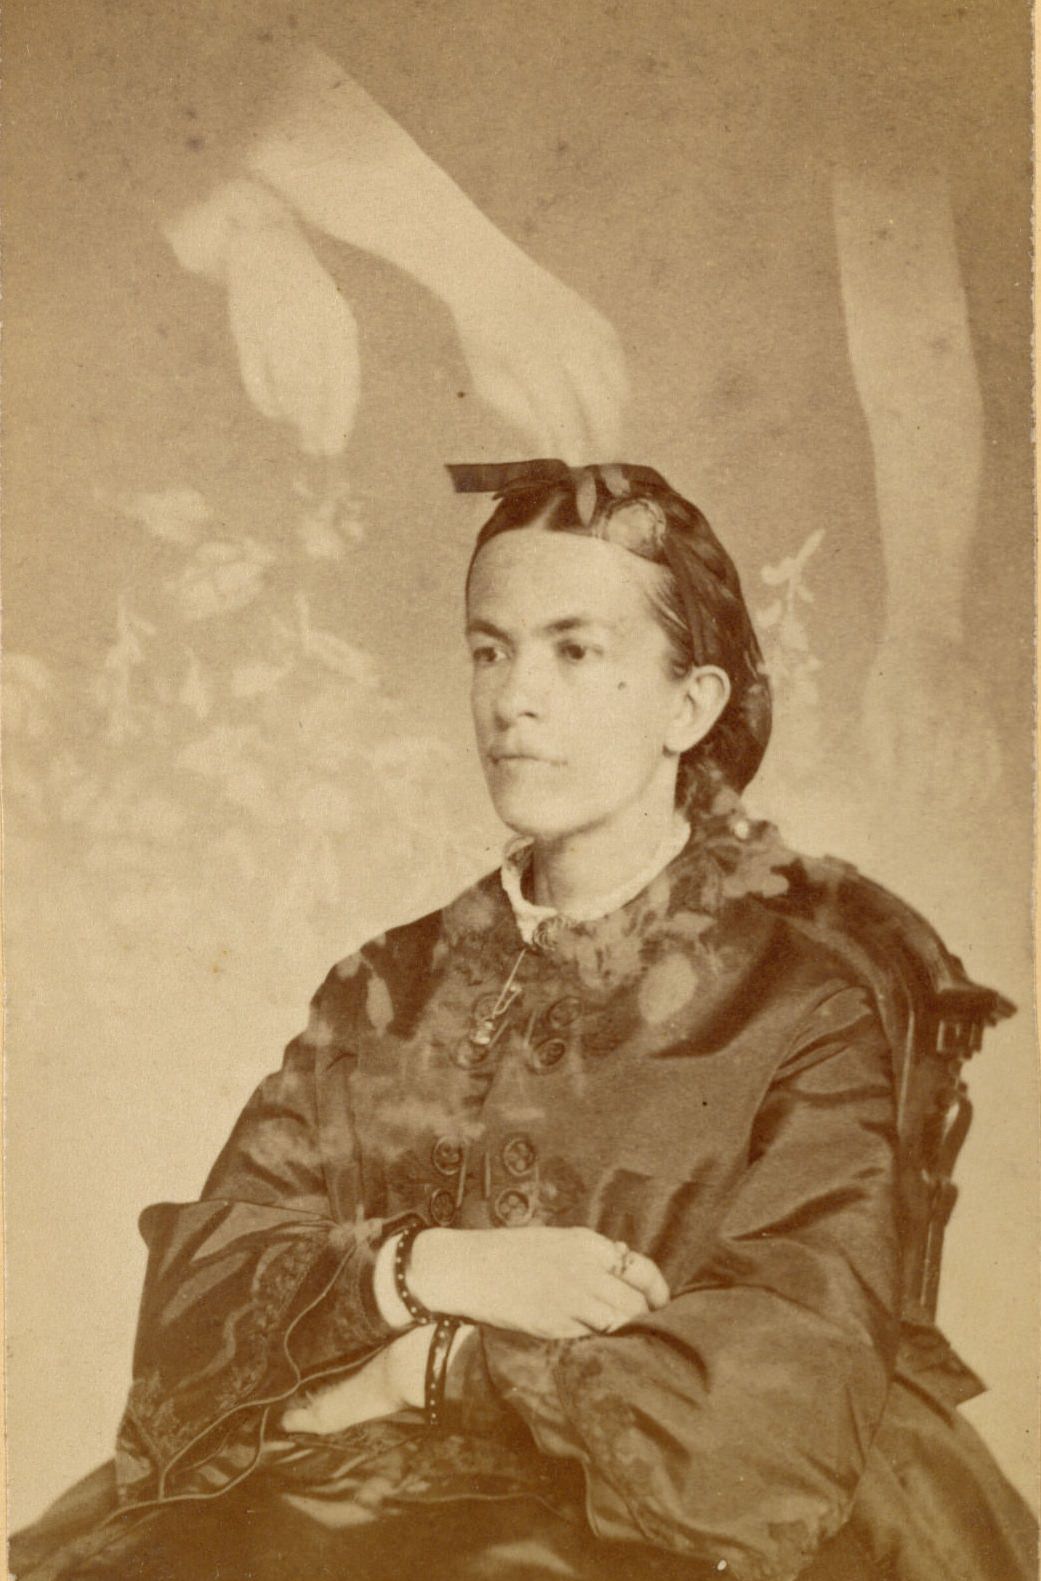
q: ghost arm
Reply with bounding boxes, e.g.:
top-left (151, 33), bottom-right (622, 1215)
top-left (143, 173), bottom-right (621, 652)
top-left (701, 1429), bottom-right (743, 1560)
top-left (832, 168), bottom-right (981, 648)
top-left (164, 39), bottom-right (626, 458)
top-left (832, 168), bottom-right (1002, 799)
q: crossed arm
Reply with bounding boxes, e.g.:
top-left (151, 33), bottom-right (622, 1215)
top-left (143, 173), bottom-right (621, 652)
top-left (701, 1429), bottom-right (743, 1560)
top-left (120, 970), bottom-right (898, 1579)
top-left (281, 1222), bottom-right (670, 1433)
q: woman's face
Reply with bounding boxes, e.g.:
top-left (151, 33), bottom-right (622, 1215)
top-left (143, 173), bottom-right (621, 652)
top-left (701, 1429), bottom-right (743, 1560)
top-left (466, 528), bottom-right (700, 841)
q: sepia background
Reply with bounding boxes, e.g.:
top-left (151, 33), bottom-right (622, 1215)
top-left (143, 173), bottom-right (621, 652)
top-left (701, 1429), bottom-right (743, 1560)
top-left (3, 0), bottom-right (1036, 1531)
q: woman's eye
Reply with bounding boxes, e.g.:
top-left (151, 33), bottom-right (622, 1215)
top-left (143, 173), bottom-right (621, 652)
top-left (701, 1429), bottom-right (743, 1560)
top-left (470, 645), bottom-right (503, 666)
top-left (559, 641), bottom-right (595, 663)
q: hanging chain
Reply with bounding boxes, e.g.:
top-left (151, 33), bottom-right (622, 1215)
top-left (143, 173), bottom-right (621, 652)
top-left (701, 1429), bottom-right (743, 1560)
top-left (468, 944), bottom-right (530, 1048)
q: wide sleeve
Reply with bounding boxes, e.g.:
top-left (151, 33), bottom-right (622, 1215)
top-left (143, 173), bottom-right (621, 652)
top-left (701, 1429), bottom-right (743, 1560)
top-left (114, 963), bottom-right (399, 1508)
top-left (448, 981), bottom-right (901, 1581)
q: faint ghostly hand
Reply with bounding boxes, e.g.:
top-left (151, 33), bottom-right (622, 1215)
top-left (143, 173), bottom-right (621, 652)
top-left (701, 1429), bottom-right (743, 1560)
top-left (168, 155), bottom-right (628, 461)
top-left (446, 245), bottom-right (629, 462)
top-left (223, 223), bottom-right (361, 456)
top-left (861, 629), bottom-right (1002, 810)
top-left (165, 181), bottom-right (362, 457)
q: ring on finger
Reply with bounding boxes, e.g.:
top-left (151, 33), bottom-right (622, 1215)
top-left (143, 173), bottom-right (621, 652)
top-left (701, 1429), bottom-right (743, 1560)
top-left (610, 1240), bottom-right (634, 1279)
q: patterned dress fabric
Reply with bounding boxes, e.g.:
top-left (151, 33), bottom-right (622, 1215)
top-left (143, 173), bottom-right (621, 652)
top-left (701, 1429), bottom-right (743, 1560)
top-left (10, 820), bottom-right (1036, 1581)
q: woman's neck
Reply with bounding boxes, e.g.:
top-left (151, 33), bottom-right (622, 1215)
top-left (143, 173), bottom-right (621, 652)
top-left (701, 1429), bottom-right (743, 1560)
top-left (529, 791), bottom-right (683, 915)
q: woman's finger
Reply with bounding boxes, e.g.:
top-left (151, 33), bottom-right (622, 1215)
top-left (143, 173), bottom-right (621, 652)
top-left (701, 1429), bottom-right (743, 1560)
top-left (582, 1238), bottom-right (669, 1308)
top-left (599, 1274), bottom-right (652, 1324)
top-left (577, 1273), bottom-right (649, 1329)
top-left (577, 1290), bottom-right (643, 1334)
top-left (617, 1251), bottom-right (671, 1310)
top-left (577, 1297), bottom-right (624, 1334)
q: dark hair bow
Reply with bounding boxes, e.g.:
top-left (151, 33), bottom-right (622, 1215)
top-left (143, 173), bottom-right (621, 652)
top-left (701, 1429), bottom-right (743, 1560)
top-left (447, 459), bottom-right (673, 525)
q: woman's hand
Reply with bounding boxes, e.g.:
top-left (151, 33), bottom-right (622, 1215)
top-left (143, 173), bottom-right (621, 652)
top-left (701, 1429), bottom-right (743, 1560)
top-left (280, 1345), bottom-right (408, 1435)
top-left (281, 1323), bottom-right (474, 1435)
top-left (407, 1227), bottom-right (670, 1340)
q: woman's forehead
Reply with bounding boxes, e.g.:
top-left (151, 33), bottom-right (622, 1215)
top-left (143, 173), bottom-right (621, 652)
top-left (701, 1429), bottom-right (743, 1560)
top-left (467, 527), bottom-right (663, 628)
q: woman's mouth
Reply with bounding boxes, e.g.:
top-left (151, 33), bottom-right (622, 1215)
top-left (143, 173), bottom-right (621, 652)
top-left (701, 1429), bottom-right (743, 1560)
top-left (491, 751), bottom-right (562, 767)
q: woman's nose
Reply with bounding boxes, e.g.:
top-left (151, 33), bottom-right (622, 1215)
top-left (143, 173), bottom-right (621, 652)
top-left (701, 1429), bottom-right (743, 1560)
top-left (492, 656), bottom-right (544, 724)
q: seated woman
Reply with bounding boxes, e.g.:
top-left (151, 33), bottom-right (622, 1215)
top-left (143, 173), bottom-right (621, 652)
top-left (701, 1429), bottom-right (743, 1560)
top-left (12, 462), bottom-right (1036, 1581)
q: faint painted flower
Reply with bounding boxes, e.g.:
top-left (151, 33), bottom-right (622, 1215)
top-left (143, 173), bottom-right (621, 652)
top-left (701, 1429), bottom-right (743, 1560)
top-left (298, 516), bottom-right (345, 560)
top-left (118, 487), bottom-right (211, 546)
top-left (295, 594), bottom-right (381, 688)
top-left (92, 598), bottom-right (156, 742)
top-left (293, 475), bottom-right (367, 555)
top-left (166, 538), bottom-right (275, 621)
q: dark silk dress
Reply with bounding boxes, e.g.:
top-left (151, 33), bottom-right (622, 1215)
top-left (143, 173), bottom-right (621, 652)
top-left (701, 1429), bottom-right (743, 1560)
top-left (11, 822), bottom-right (1036, 1581)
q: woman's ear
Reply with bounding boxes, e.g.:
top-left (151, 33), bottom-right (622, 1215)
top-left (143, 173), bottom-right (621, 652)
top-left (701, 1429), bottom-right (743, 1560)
top-left (664, 665), bottom-right (731, 756)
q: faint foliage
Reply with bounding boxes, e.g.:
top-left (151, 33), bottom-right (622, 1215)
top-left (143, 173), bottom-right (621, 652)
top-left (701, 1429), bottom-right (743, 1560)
top-left (91, 598), bottom-right (157, 743)
top-left (756, 530), bottom-right (824, 773)
top-left (6, 477), bottom-right (476, 1008)
top-left (294, 475), bottom-right (367, 560)
top-left (166, 537), bottom-right (276, 621)
top-left (117, 487), bottom-right (211, 547)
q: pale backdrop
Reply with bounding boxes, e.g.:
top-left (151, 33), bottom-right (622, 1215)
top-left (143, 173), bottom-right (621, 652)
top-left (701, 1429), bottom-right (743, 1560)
top-left (4, 0), bottom-right (1036, 1531)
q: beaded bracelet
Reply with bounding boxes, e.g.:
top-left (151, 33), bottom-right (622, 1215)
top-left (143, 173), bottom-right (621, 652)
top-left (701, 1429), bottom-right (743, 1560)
top-left (393, 1218), bottom-right (438, 1325)
top-left (424, 1315), bottom-right (461, 1431)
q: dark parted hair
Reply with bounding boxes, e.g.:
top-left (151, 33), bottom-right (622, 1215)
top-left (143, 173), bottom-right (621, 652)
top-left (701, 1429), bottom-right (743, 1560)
top-left (454, 460), bottom-right (772, 813)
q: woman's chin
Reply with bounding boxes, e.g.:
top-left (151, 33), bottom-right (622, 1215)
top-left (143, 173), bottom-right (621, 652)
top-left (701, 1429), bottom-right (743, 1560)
top-left (489, 790), bottom-right (583, 842)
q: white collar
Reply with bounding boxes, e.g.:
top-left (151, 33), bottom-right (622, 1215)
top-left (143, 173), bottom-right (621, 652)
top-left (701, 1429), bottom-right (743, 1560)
top-left (500, 814), bottom-right (691, 945)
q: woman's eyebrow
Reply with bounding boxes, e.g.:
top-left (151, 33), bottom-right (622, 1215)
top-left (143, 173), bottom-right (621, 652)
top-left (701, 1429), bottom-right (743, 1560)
top-left (542, 616), bottom-right (615, 636)
top-left (465, 616), bottom-right (617, 639)
top-left (465, 618), bottom-right (511, 640)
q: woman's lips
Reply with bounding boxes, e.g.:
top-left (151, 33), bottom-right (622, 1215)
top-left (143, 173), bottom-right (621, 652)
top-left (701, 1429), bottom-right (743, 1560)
top-left (491, 752), bottom-right (562, 766)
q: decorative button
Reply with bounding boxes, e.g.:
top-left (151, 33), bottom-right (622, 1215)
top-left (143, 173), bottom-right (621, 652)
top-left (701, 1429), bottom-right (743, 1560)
top-left (428, 1187), bottom-right (457, 1225)
top-left (431, 1137), bottom-right (464, 1176)
top-left (467, 993), bottom-right (501, 1049)
top-left (546, 996), bottom-right (582, 1030)
top-left (531, 917), bottom-right (563, 951)
top-left (493, 1186), bottom-right (534, 1226)
top-left (529, 1036), bottom-right (567, 1071)
top-left (501, 1134), bottom-right (537, 1177)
